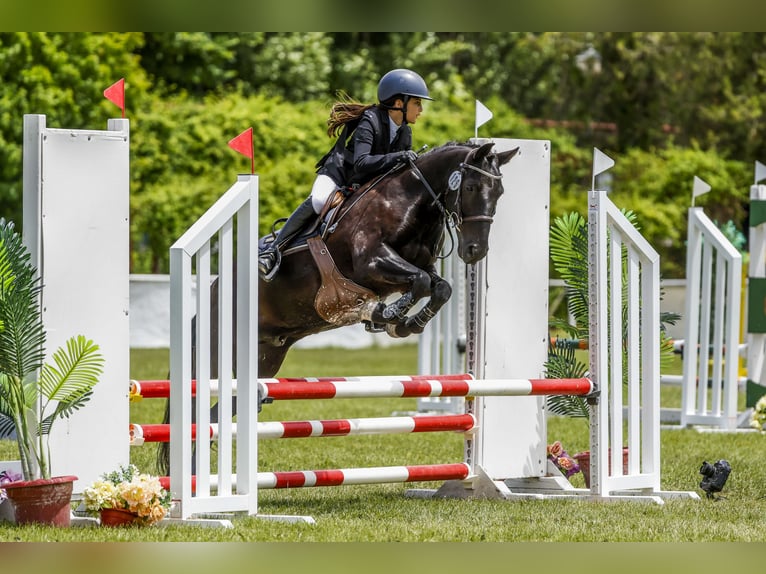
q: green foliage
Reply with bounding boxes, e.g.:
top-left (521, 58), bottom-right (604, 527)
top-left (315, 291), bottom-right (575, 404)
top-left (129, 93), bottom-right (328, 271)
top-left (0, 33), bottom-right (763, 273)
top-left (549, 212), bottom-right (590, 337)
top-left (610, 145), bottom-right (750, 277)
top-left (0, 32), bottom-right (149, 228)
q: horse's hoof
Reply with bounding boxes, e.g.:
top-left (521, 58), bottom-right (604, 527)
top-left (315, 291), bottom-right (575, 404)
top-left (363, 321), bottom-right (386, 333)
top-left (386, 323), bottom-right (412, 338)
top-left (405, 319), bottom-right (425, 335)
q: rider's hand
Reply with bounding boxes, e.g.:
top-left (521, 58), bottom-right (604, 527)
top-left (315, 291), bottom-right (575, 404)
top-left (399, 150), bottom-right (418, 163)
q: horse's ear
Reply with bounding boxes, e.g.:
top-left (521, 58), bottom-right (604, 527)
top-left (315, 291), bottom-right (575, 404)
top-left (472, 141), bottom-right (495, 162)
top-left (496, 146), bottom-right (520, 167)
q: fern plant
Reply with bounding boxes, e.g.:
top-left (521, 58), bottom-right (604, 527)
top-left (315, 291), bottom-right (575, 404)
top-left (546, 211), bottom-right (678, 418)
top-left (0, 219), bottom-right (104, 480)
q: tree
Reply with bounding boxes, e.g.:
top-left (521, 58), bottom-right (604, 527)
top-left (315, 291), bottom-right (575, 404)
top-left (0, 32), bottom-right (148, 227)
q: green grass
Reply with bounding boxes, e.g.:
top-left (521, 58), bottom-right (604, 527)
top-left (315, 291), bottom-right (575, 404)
top-left (2, 344), bottom-right (766, 542)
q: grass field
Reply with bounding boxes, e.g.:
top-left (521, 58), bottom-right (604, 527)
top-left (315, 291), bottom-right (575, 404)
top-left (2, 344), bottom-right (766, 543)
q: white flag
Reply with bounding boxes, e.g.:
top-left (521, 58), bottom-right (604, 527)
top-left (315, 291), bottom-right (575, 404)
top-left (593, 147), bottom-right (614, 177)
top-left (591, 148), bottom-right (614, 191)
top-left (693, 176), bottom-right (711, 198)
top-left (755, 160), bottom-right (766, 185)
top-left (475, 100), bottom-right (493, 137)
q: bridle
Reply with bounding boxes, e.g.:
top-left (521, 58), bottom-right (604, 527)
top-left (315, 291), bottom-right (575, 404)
top-left (453, 161), bottom-right (503, 225)
top-left (408, 147), bottom-right (503, 258)
top-left (410, 150), bottom-right (502, 226)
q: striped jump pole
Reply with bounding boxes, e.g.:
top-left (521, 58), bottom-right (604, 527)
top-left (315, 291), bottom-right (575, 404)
top-left (129, 413), bottom-right (476, 445)
top-left (129, 373), bottom-right (475, 400)
top-left (159, 463), bottom-right (472, 492)
top-left (259, 377), bottom-right (594, 401)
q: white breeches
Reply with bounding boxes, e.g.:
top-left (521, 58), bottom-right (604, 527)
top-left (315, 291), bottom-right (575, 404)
top-left (310, 174), bottom-right (340, 213)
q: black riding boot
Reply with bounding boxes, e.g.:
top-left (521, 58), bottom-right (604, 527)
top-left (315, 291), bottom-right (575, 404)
top-left (258, 198), bottom-right (317, 281)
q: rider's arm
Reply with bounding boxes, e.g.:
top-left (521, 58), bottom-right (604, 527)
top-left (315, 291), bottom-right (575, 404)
top-left (351, 115), bottom-right (409, 182)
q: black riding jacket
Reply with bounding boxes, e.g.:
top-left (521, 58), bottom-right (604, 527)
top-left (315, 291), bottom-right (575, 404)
top-left (316, 105), bottom-right (412, 187)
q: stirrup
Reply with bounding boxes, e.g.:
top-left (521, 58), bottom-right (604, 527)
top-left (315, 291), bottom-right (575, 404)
top-left (259, 249), bottom-right (282, 282)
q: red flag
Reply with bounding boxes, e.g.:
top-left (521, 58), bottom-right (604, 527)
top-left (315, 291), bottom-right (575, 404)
top-left (104, 78), bottom-right (125, 117)
top-left (228, 127), bottom-right (254, 174)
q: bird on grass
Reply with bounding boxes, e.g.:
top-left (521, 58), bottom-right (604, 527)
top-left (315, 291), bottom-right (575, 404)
top-left (699, 459), bottom-right (731, 500)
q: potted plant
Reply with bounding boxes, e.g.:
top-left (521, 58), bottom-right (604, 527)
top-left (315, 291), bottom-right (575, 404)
top-left (0, 219), bottom-right (104, 526)
top-left (546, 211), bottom-right (678, 486)
top-left (82, 464), bottom-right (172, 526)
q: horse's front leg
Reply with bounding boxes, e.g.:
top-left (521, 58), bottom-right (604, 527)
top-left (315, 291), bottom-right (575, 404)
top-left (357, 246), bottom-right (432, 330)
top-left (389, 269), bottom-right (452, 338)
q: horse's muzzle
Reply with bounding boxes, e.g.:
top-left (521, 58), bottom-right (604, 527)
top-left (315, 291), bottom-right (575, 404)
top-left (460, 242), bottom-right (489, 264)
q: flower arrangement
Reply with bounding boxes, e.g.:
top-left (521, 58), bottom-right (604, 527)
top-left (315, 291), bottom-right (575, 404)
top-left (750, 395), bottom-right (766, 433)
top-left (83, 464), bottom-right (172, 525)
top-left (547, 441), bottom-right (581, 478)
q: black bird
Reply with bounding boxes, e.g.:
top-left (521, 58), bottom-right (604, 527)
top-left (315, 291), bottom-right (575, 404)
top-left (699, 459), bottom-right (731, 500)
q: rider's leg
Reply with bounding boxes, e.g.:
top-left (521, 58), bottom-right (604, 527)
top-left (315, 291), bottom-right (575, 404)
top-left (258, 197), bottom-right (316, 281)
top-left (258, 175), bottom-right (337, 281)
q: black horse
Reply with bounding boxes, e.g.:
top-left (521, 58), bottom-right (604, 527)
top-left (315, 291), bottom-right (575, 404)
top-left (157, 141), bottom-right (517, 474)
top-left (258, 140), bottom-right (518, 376)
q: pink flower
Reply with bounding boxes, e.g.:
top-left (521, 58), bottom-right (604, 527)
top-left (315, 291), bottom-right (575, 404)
top-left (546, 443), bottom-right (582, 478)
top-left (547, 441), bottom-right (564, 457)
top-left (0, 470), bottom-right (23, 502)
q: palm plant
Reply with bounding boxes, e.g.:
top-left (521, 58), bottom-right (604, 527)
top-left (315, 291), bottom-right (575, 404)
top-left (546, 211), bottom-right (678, 418)
top-left (0, 219), bottom-right (104, 480)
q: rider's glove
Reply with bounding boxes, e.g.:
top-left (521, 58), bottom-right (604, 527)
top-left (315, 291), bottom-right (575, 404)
top-left (399, 150), bottom-right (418, 163)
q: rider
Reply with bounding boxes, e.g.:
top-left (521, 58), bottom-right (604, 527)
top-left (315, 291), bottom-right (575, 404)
top-left (258, 68), bottom-right (432, 281)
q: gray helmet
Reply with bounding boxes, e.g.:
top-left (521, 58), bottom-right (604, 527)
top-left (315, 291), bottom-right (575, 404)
top-left (377, 69), bottom-right (433, 103)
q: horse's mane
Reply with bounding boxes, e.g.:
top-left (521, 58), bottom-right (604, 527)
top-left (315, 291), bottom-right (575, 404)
top-left (420, 140), bottom-right (477, 157)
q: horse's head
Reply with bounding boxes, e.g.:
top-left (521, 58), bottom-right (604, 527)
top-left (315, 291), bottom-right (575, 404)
top-left (450, 142), bottom-right (519, 264)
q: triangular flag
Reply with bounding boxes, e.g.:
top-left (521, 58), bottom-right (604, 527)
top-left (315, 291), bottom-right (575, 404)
top-left (228, 127), bottom-right (254, 174)
top-left (592, 147), bottom-right (614, 190)
top-left (593, 148), bottom-right (614, 177)
top-left (755, 160), bottom-right (766, 185)
top-left (103, 78), bottom-right (125, 118)
top-left (475, 100), bottom-right (493, 137)
top-left (693, 176), bottom-right (711, 198)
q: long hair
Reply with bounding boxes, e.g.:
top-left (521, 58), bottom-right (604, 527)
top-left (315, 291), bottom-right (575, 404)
top-left (326, 91), bottom-right (376, 138)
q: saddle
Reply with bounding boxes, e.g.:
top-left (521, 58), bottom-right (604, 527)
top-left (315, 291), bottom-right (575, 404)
top-left (257, 188), bottom-right (347, 255)
top-left (259, 188), bottom-right (379, 328)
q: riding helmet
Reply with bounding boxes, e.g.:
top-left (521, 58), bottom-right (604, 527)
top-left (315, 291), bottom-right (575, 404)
top-left (377, 69), bottom-right (433, 103)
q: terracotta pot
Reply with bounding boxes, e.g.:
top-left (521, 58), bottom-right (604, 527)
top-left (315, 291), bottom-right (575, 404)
top-left (573, 448), bottom-right (629, 489)
top-left (99, 507), bottom-right (143, 527)
top-left (1, 475), bottom-right (77, 526)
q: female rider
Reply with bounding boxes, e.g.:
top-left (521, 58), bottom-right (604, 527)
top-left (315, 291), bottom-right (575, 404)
top-left (258, 68), bottom-right (432, 280)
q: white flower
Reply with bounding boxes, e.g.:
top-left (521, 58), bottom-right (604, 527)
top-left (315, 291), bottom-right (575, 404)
top-left (83, 465), bottom-right (172, 524)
